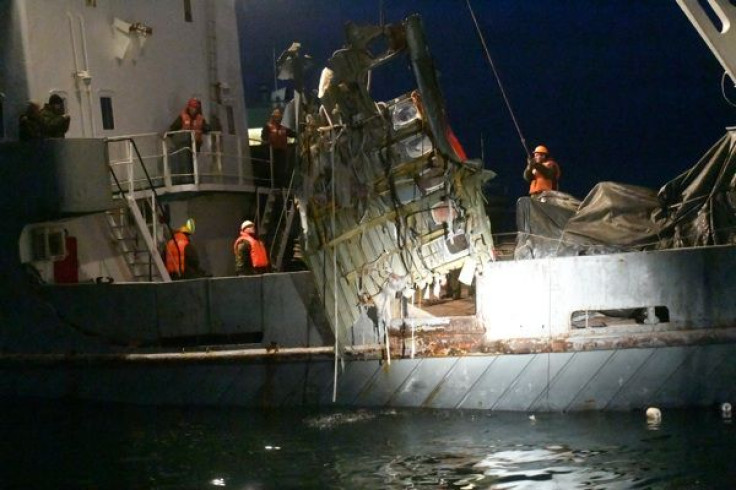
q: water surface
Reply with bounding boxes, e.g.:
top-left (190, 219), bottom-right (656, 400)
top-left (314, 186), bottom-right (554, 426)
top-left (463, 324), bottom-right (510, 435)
top-left (1, 402), bottom-right (733, 489)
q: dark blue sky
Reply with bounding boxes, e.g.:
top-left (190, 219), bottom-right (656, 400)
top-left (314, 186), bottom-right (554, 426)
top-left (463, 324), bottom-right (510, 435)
top-left (236, 1), bottom-right (735, 201)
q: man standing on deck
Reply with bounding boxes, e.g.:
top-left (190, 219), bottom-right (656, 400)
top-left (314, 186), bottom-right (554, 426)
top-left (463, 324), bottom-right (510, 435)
top-left (260, 108), bottom-right (294, 188)
top-left (523, 145), bottom-right (561, 195)
top-left (165, 218), bottom-right (207, 279)
top-left (233, 220), bottom-right (270, 275)
top-left (168, 98), bottom-right (211, 184)
top-left (39, 94), bottom-right (70, 138)
top-left (18, 101), bottom-right (44, 141)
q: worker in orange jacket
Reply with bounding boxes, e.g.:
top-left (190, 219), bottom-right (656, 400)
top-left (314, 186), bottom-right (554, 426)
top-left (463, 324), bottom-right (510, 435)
top-left (165, 218), bottom-right (207, 279)
top-left (523, 145), bottom-right (561, 195)
top-left (233, 220), bottom-right (270, 275)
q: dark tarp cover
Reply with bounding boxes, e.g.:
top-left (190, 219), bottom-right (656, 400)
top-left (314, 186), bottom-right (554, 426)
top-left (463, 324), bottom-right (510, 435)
top-left (515, 129), bottom-right (736, 258)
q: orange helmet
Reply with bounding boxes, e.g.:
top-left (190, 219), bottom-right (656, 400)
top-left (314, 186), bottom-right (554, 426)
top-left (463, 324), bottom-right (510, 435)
top-left (533, 145), bottom-right (549, 155)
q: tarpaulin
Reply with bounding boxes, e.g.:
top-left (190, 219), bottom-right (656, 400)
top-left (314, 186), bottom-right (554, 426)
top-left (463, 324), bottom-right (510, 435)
top-left (515, 129), bottom-right (736, 258)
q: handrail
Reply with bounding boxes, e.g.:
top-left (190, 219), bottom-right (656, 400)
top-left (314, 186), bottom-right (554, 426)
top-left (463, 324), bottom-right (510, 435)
top-left (268, 167), bottom-right (298, 269)
top-left (107, 130), bottom-right (274, 188)
top-left (129, 138), bottom-right (177, 245)
top-left (107, 137), bottom-right (176, 281)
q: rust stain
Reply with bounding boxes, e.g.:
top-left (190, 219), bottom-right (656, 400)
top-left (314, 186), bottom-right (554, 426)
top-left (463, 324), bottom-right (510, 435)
top-left (385, 319), bottom-right (736, 359)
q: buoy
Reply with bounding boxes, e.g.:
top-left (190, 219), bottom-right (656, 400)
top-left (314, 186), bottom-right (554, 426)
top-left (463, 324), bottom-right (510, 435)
top-left (721, 402), bottom-right (732, 419)
top-left (646, 407), bottom-right (662, 423)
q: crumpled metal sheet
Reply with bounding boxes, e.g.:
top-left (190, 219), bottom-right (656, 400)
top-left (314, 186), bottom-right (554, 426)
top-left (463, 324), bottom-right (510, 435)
top-left (295, 15), bottom-right (496, 340)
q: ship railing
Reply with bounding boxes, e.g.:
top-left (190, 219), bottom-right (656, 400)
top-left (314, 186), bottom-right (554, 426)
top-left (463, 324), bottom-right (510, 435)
top-left (248, 136), bottom-right (296, 189)
top-left (106, 130), bottom-right (272, 194)
top-left (105, 135), bottom-right (174, 282)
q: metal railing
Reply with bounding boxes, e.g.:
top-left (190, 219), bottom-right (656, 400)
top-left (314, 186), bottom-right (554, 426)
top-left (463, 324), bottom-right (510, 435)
top-left (106, 136), bottom-right (174, 282)
top-left (107, 130), bottom-right (274, 192)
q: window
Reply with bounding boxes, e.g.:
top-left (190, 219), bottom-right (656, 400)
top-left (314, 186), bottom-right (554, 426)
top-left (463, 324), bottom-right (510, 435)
top-left (30, 227), bottom-right (66, 261)
top-left (225, 105), bottom-right (235, 135)
top-left (184, 0), bottom-right (192, 22)
top-left (100, 96), bottom-right (115, 130)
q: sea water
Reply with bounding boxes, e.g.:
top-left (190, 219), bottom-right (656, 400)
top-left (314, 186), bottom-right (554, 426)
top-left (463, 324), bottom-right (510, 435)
top-left (1, 402), bottom-right (733, 489)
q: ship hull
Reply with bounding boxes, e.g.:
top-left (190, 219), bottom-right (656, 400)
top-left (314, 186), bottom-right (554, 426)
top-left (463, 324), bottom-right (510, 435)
top-left (1, 343), bottom-right (734, 411)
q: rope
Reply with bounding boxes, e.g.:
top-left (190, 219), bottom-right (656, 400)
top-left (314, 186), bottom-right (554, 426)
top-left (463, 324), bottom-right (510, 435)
top-left (466, 0), bottom-right (530, 158)
top-left (330, 126), bottom-right (345, 403)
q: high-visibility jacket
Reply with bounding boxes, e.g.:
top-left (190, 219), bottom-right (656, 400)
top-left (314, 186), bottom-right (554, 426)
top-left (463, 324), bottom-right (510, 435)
top-left (180, 110), bottom-right (205, 146)
top-left (166, 232), bottom-right (190, 276)
top-left (529, 159), bottom-right (560, 194)
top-left (233, 231), bottom-right (270, 272)
top-left (262, 122), bottom-right (288, 150)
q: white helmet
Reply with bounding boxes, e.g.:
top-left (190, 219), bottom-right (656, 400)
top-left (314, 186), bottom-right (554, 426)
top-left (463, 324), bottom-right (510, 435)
top-left (240, 220), bottom-right (255, 231)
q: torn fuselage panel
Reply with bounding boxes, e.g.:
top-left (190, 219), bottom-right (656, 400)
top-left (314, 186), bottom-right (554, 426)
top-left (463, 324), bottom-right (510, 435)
top-left (297, 15), bottom-right (495, 342)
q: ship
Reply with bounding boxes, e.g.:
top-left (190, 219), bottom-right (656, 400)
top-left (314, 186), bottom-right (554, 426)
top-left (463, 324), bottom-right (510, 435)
top-left (0, 0), bottom-right (734, 412)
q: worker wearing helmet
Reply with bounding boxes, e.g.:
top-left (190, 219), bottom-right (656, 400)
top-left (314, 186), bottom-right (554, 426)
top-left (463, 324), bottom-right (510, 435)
top-left (233, 220), bottom-right (270, 275)
top-left (170, 98), bottom-right (210, 148)
top-left (523, 145), bottom-right (561, 195)
top-left (167, 97), bottom-right (211, 185)
top-left (165, 218), bottom-right (207, 279)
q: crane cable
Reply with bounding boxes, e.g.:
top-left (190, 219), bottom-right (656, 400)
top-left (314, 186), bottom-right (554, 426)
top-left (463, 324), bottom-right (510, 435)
top-left (466, 0), bottom-right (531, 158)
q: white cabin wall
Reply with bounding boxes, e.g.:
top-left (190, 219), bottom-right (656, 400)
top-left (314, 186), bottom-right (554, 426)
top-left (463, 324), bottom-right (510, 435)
top-left (71, 214), bottom-right (132, 282)
top-left (1, 1), bottom-right (33, 139)
top-left (212, 0), bottom-right (249, 138)
top-left (19, 214), bottom-right (131, 284)
top-left (16, 0), bottom-right (249, 141)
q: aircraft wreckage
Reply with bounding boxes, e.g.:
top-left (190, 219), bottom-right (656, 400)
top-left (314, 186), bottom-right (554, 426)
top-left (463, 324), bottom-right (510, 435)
top-left (290, 15), bottom-right (496, 349)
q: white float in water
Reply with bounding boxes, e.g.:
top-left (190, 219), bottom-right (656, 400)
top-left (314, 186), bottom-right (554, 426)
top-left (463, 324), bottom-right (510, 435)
top-left (721, 402), bottom-right (732, 419)
top-left (646, 407), bottom-right (662, 423)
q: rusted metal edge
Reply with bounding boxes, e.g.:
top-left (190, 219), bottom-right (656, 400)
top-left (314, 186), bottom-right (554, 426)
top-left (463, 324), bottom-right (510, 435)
top-left (3, 327), bottom-right (734, 366)
top-left (386, 322), bottom-right (736, 356)
top-left (0, 344), bottom-right (383, 367)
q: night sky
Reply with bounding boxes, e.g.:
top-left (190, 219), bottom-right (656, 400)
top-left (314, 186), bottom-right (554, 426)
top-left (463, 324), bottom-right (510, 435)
top-left (236, 1), bottom-right (735, 204)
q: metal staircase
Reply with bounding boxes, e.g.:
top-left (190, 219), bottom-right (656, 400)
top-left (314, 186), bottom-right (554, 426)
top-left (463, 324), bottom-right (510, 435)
top-left (258, 188), bottom-right (278, 235)
top-left (258, 187), bottom-right (299, 272)
top-left (106, 194), bottom-right (170, 282)
top-left (106, 136), bottom-right (172, 282)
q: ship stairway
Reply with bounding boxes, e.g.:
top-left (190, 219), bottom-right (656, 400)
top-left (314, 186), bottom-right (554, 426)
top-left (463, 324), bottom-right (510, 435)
top-left (107, 137), bottom-right (173, 282)
top-left (105, 197), bottom-right (170, 282)
top-left (257, 184), bottom-right (299, 272)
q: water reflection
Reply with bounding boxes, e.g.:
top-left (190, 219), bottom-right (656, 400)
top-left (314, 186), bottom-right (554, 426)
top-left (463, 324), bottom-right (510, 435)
top-left (1, 403), bottom-right (733, 489)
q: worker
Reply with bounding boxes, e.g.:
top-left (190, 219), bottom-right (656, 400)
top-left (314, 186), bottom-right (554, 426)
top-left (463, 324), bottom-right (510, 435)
top-left (233, 220), bottom-right (270, 275)
top-left (260, 108), bottom-right (295, 188)
top-left (18, 101), bottom-right (44, 141)
top-left (165, 218), bottom-right (207, 279)
top-left (168, 97), bottom-right (211, 184)
top-left (523, 145), bottom-right (561, 195)
top-left (39, 94), bottom-right (71, 138)
top-left (170, 97), bottom-right (210, 150)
